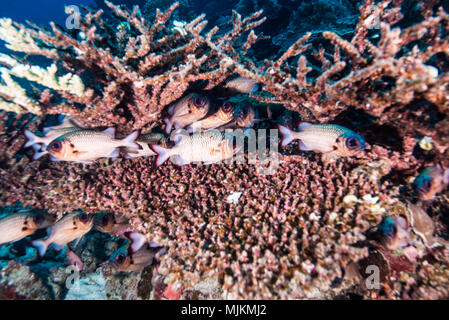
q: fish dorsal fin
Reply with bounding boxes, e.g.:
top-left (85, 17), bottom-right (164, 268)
top-left (42, 127), bottom-right (54, 135)
top-left (171, 131), bottom-right (186, 144)
top-left (103, 127), bottom-right (116, 138)
top-left (299, 122), bottom-right (312, 131)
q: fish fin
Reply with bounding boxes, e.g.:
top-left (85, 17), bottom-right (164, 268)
top-left (103, 127), bottom-right (116, 138)
top-left (278, 125), bottom-right (293, 147)
top-left (24, 130), bottom-right (42, 148)
top-left (252, 83), bottom-right (260, 92)
top-left (444, 169), bottom-right (449, 186)
top-left (151, 145), bottom-right (171, 167)
top-left (32, 240), bottom-right (48, 257)
top-left (107, 148), bottom-right (120, 160)
top-left (124, 152), bottom-right (139, 159)
top-left (167, 104), bottom-right (175, 116)
top-left (299, 141), bottom-right (312, 151)
top-left (299, 122), bottom-right (312, 131)
top-left (164, 117), bottom-right (172, 134)
top-left (171, 131), bottom-right (186, 144)
top-left (121, 131), bottom-right (139, 149)
top-left (149, 240), bottom-right (160, 248)
top-left (42, 127), bottom-right (54, 135)
top-left (173, 122), bottom-right (182, 130)
top-left (33, 147), bottom-right (48, 160)
top-left (32, 143), bottom-right (44, 152)
top-left (174, 155), bottom-right (189, 166)
top-left (49, 155), bottom-right (62, 162)
top-left (53, 243), bottom-right (65, 251)
top-left (72, 237), bottom-right (82, 248)
top-left (127, 232), bottom-right (146, 253)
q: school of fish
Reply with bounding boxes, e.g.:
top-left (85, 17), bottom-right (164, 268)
top-left (0, 76), bottom-right (446, 273)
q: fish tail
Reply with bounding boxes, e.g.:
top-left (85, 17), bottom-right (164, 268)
top-left (151, 144), bottom-right (171, 167)
top-left (299, 122), bottom-right (312, 131)
top-left (164, 118), bottom-right (172, 134)
top-left (24, 130), bottom-right (42, 148)
top-left (120, 131), bottom-right (139, 149)
top-left (32, 239), bottom-right (48, 257)
top-left (278, 125), bottom-right (294, 147)
top-left (127, 232), bottom-right (146, 252)
top-left (32, 144), bottom-right (47, 160)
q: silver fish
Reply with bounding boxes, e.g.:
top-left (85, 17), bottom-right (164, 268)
top-left (46, 128), bottom-right (138, 162)
top-left (164, 93), bottom-right (210, 133)
top-left (152, 131), bottom-right (240, 166)
top-left (278, 122), bottom-right (365, 157)
top-left (113, 243), bottom-right (163, 272)
top-left (188, 100), bottom-right (235, 132)
top-left (124, 132), bottom-right (167, 159)
top-left (32, 212), bottom-right (94, 257)
top-left (0, 213), bottom-right (44, 245)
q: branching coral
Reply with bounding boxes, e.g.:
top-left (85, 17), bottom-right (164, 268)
top-left (0, 1), bottom-right (266, 132)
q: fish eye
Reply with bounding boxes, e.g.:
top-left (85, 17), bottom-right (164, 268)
top-left (222, 101), bottom-right (234, 113)
top-left (116, 254), bottom-right (126, 264)
top-left (424, 180), bottom-right (432, 191)
top-left (79, 213), bottom-right (89, 222)
top-left (346, 137), bottom-right (360, 150)
top-left (193, 96), bottom-right (205, 107)
top-left (49, 141), bottom-right (62, 151)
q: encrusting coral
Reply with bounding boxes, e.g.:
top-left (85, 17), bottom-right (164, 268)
top-left (0, 0), bottom-right (449, 299)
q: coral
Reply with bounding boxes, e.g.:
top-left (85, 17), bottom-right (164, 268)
top-left (0, 1), bottom-right (265, 132)
top-left (0, 261), bottom-right (52, 299)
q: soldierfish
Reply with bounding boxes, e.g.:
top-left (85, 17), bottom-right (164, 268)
top-left (25, 127), bottom-right (84, 154)
top-left (32, 212), bottom-right (94, 257)
top-left (46, 128), bottom-right (139, 162)
top-left (413, 165), bottom-right (449, 201)
top-left (0, 213), bottom-right (44, 245)
top-left (24, 115), bottom-right (85, 151)
top-left (95, 213), bottom-right (146, 252)
top-left (278, 123), bottom-right (365, 158)
top-left (188, 100), bottom-right (235, 132)
top-left (124, 132), bottom-right (167, 159)
top-left (113, 244), bottom-right (164, 272)
top-left (152, 131), bottom-right (240, 166)
top-left (164, 93), bottom-right (210, 134)
top-left (217, 105), bottom-right (260, 130)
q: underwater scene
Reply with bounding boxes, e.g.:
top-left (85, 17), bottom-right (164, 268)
top-left (0, 0), bottom-right (449, 301)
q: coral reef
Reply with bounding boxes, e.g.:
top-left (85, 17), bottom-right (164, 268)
top-left (1, 0), bottom-right (449, 300)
